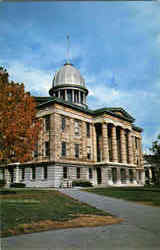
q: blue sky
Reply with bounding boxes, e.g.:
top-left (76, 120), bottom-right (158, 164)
top-left (1, 1), bottom-right (160, 153)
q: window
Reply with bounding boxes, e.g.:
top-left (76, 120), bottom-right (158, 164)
top-left (75, 144), bottom-right (79, 158)
top-left (80, 92), bottom-right (84, 104)
top-left (0, 168), bottom-right (4, 180)
top-left (61, 142), bottom-right (66, 157)
top-left (21, 168), bottom-right (25, 180)
top-left (43, 166), bottom-right (48, 179)
top-left (87, 146), bottom-right (91, 160)
top-left (89, 168), bottom-right (92, 179)
top-left (86, 122), bottom-right (90, 137)
top-left (34, 143), bottom-right (38, 158)
top-left (45, 115), bottom-right (50, 131)
top-left (75, 120), bottom-right (80, 135)
top-left (67, 89), bottom-right (72, 103)
top-left (135, 137), bottom-right (138, 149)
top-left (61, 116), bottom-right (66, 131)
top-left (63, 167), bottom-right (67, 178)
top-left (31, 166), bottom-right (36, 180)
top-left (45, 141), bottom-right (50, 157)
top-left (60, 90), bottom-right (65, 100)
top-left (77, 167), bottom-right (80, 179)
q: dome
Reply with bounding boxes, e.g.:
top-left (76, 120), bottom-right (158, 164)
top-left (52, 62), bottom-right (85, 88)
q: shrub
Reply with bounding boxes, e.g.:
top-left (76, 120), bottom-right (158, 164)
top-left (10, 183), bottom-right (26, 188)
top-left (72, 180), bottom-right (92, 187)
top-left (0, 189), bottom-right (16, 195)
top-left (0, 179), bottom-right (6, 187)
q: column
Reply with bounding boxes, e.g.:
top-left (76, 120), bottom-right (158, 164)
top-left (138, 138), bottom-right (144, 167)
top-left (58, 90), bottom-right (60, 98)
top-left (111, 125), bottom-right (118, 162)
top-left (132, 136), bottom-right (136, 165)
top-left (5, 168), bottom-right (10, 187)
top-left (102, 123), bottom-right (109, 162)
top-left (128, 131), bottom-right (134, 165)
top-left (78, 91), bottom-right (81, 103)
top-left (120, 128), bottom-right (127, 164)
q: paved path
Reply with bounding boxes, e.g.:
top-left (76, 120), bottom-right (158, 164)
top-left (60, 189), bottom-right (160, 235)
top-left (2, 189), bottom-right (160, 250)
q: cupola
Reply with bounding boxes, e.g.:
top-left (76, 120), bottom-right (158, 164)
top-left (49, 61), bottom-right (88, 108)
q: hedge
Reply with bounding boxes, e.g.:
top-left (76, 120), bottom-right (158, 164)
top-left (0, 179), bottom-right (6, 187)
top-left (72, 180), bottom-right (92, 187)
top-left (10, 183), bottom-right (26, 188)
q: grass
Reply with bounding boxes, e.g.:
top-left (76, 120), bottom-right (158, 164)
top-left (0, 188), bottom-right (122, 237)
top-left (85, 187), bottom-right (160, 207)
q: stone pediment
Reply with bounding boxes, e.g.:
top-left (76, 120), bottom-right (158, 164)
top-left (108, 108), bottom-right (135, 122)
top-left (93, 107), bottom-right (135, 122)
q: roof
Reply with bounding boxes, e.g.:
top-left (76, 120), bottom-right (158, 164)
top-left (35, 96), bottom-right (143, 125)
top-left (34, 96), bottom-right (53, 105)
top-left (52, 62), bottom-right (85, 88)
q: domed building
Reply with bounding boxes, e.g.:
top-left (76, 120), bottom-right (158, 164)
top-left (7, 60), bottom-right (145, 187)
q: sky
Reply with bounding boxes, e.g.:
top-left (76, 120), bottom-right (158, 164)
top-left (0, 1), bottom-right (160, 153)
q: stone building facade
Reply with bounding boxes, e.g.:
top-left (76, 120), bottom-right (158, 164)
top-left (5, 61), bottom-right (145, 187)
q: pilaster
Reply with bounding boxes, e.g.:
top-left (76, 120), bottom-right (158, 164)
top-left (50, 113), bottom-right (57, 161)
top-left (133, 169), bottom-right (137, 184)
top-left (92, 124), bottom-right (97, 162)
top-left (15, 165), bottom-right (20, 183)
top-left (125, 168), bottom-right (129, 184)
top-left (82, 121), bottom-right (87, 160)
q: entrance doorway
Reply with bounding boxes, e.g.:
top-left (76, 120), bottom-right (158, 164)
top-left (112, 168), bottom-right (117, 183)
top-left (9, 168), bottom-right (14, 183)
top-left (96, 167), bottom-right (102, 184)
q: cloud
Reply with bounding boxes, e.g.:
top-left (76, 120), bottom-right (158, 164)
top-left (5, 61), bottom-right (52, 96)
top-left (1, 1), bottom-right (160, 152)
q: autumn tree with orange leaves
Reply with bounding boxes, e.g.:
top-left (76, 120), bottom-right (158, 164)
top-left (0, 67), bottom-right (41, 165)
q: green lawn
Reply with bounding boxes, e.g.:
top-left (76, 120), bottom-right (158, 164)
top-left (85, 187), bottom-right (160, 207)
top-left (0, 188), bottom-right (111, 237)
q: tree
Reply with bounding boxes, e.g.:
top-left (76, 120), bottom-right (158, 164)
top-left (147, 135), bottom-right (160, 185)
top-left (0, 67), bottom-right (41, 165)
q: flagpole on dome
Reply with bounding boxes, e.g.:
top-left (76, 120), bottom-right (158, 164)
top-left (65, 35), bottom-right (71, 65)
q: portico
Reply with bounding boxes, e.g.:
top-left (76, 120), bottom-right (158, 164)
top-left (93, 119), bottom-right (144, 186)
